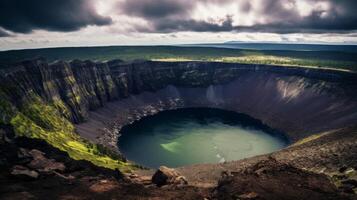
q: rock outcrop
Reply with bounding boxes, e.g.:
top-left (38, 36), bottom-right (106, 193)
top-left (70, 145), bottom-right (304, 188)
top-left (213, 157), bottom-right (352, 200)
top-left (11, 165), bottom-right (39, 179)
top-left (27, 149), bottom-right (66, 172)
top-left (152, 166), bottom-right (188, 187)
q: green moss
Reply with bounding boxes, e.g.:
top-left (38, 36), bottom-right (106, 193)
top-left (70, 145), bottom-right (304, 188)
top-left (107, 79), bottom-right (115, 92)
top-left (10, 96), bottom-right (135, 171)
top-left (51, 99), bottom-right (72, 119)
top-left (293, 131), bottom-right (331, 146)
top-left (64, 75), bottom-right (77, 85)
top-left (21, 96), bottom-right (73, 131)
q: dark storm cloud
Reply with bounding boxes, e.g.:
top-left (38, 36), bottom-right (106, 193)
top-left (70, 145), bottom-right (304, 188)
top-left (120, 0), bottom-right (194, 19)
top-left (120, 0), bottom-right (357, 33)
top-left (137, 16), bottom-right (235, 33)
top-left (0, 29), bottom-right (11, 37)
top-left (249, 0), bottom-right (357, 33)
top-left (119, 0), bottom-right (234, 19)
top-left (119, 0), bottom-right (236, 33)
top-left (0, 0), bottom-right (112, 34)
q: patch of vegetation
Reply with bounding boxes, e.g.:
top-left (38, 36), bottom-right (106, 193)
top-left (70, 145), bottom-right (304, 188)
top-left (51, 99), bottom-right (72, 119)
top-left (292, 131), bottom-right (332, 146)
top-left (0, 92), bottom-right (135, 171)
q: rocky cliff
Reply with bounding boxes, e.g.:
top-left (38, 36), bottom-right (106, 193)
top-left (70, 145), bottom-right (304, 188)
top-left (1, 58), bottom-right (357, 199)
top-left (77, 60), bottom-right (357, 150)
top-left (0, 59), bottom-right (128, 170)
top-left (1, 58), bottom-right (357, 169)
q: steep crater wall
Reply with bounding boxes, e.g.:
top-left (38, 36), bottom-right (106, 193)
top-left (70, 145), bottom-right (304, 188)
top-left (75, 61), bottom-right (357, 151)
top-left (1, 59), bottom-right (357, 160)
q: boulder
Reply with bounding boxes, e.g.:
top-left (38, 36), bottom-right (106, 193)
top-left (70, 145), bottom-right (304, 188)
top-left (152, 166), bottom-right (187, 187)
top-left (11, 165), bottom-right (39, 179)
top-left (27, 149), bottom-right (65, 172)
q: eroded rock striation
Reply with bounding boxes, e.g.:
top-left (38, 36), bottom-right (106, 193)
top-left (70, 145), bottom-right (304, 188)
top-left (1, 58), bottom-right (357, 199)
top-left (1, 58), bottom-right (357, 152)
top-left (76, 60), bottom-right (357, 150)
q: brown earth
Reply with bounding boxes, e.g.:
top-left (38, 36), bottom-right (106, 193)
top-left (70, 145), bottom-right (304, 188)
top-left (1, 125), bottom-right (357, 199)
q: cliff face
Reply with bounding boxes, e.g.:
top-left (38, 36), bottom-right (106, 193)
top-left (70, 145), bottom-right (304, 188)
top-left (2, 59), bottom-right (355, 124)
top-left (77, 61), bottom-right (357, 149)
top-left (0, 59), bottom-right (131, 170)
top-left (1, 58), bottom-right (357, 199)
top-left (1, 58), bottom-right (357, 167)
top-left (0, 59), bottom-right (120, 123)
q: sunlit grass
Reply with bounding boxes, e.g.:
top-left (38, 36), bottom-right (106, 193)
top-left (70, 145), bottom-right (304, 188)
top-left (151, 55), bottom-right (354, 72)
top-left (292, 130), bottom-right (334, 146)
top-left (4, 94), bottom-right (136, 171)
top-left (1, 46), bottom-right (356, 71)
top-left (152, 58), bottom-right (197, 62)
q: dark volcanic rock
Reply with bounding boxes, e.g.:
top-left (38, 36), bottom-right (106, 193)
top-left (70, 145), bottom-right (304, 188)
top-left (27, 149), bottom-right (65, 172)
top-left (152, 166), bottom-right (188, 187)
top-left (214, 157), bottom-right (353, 200)
top-left (70, 60), bottom-right (119, 110)
top-left (11, 165), bottom-right (39, 179)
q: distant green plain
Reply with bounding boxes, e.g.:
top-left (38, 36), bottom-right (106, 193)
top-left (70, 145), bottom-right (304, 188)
top-left (0, 46), bottom-right (356, 71)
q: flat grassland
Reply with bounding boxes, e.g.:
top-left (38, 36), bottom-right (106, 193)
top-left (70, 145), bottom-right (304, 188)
top-left (0, 45), bottom-right (356, 71)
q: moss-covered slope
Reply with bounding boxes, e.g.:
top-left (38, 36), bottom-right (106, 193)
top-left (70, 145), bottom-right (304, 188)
top-left (0, 59), bottom-right (133, 171)
top-left (0, 92), bottom-right (132, 170)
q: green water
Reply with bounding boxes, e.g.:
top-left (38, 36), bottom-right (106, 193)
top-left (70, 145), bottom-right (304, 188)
top-left (118, 108), bottom-right (288, 168)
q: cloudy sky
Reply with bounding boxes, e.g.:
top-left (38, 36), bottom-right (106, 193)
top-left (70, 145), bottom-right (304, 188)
top-left (0, 0), bottom-right (357, 50)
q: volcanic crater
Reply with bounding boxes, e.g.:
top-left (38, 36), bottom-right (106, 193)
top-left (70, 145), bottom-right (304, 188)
top-left (72, 60), bottom-right (357, 185)
top-left (1, 59), bottom-right (357, 199)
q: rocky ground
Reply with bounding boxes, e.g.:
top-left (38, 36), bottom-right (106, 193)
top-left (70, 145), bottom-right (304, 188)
top-left (214, 157), bottom-right (353, 200)
top-left (0, 127), bottom-right (210, 200)
top-left (1, 126), bottom-right (357, 200)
